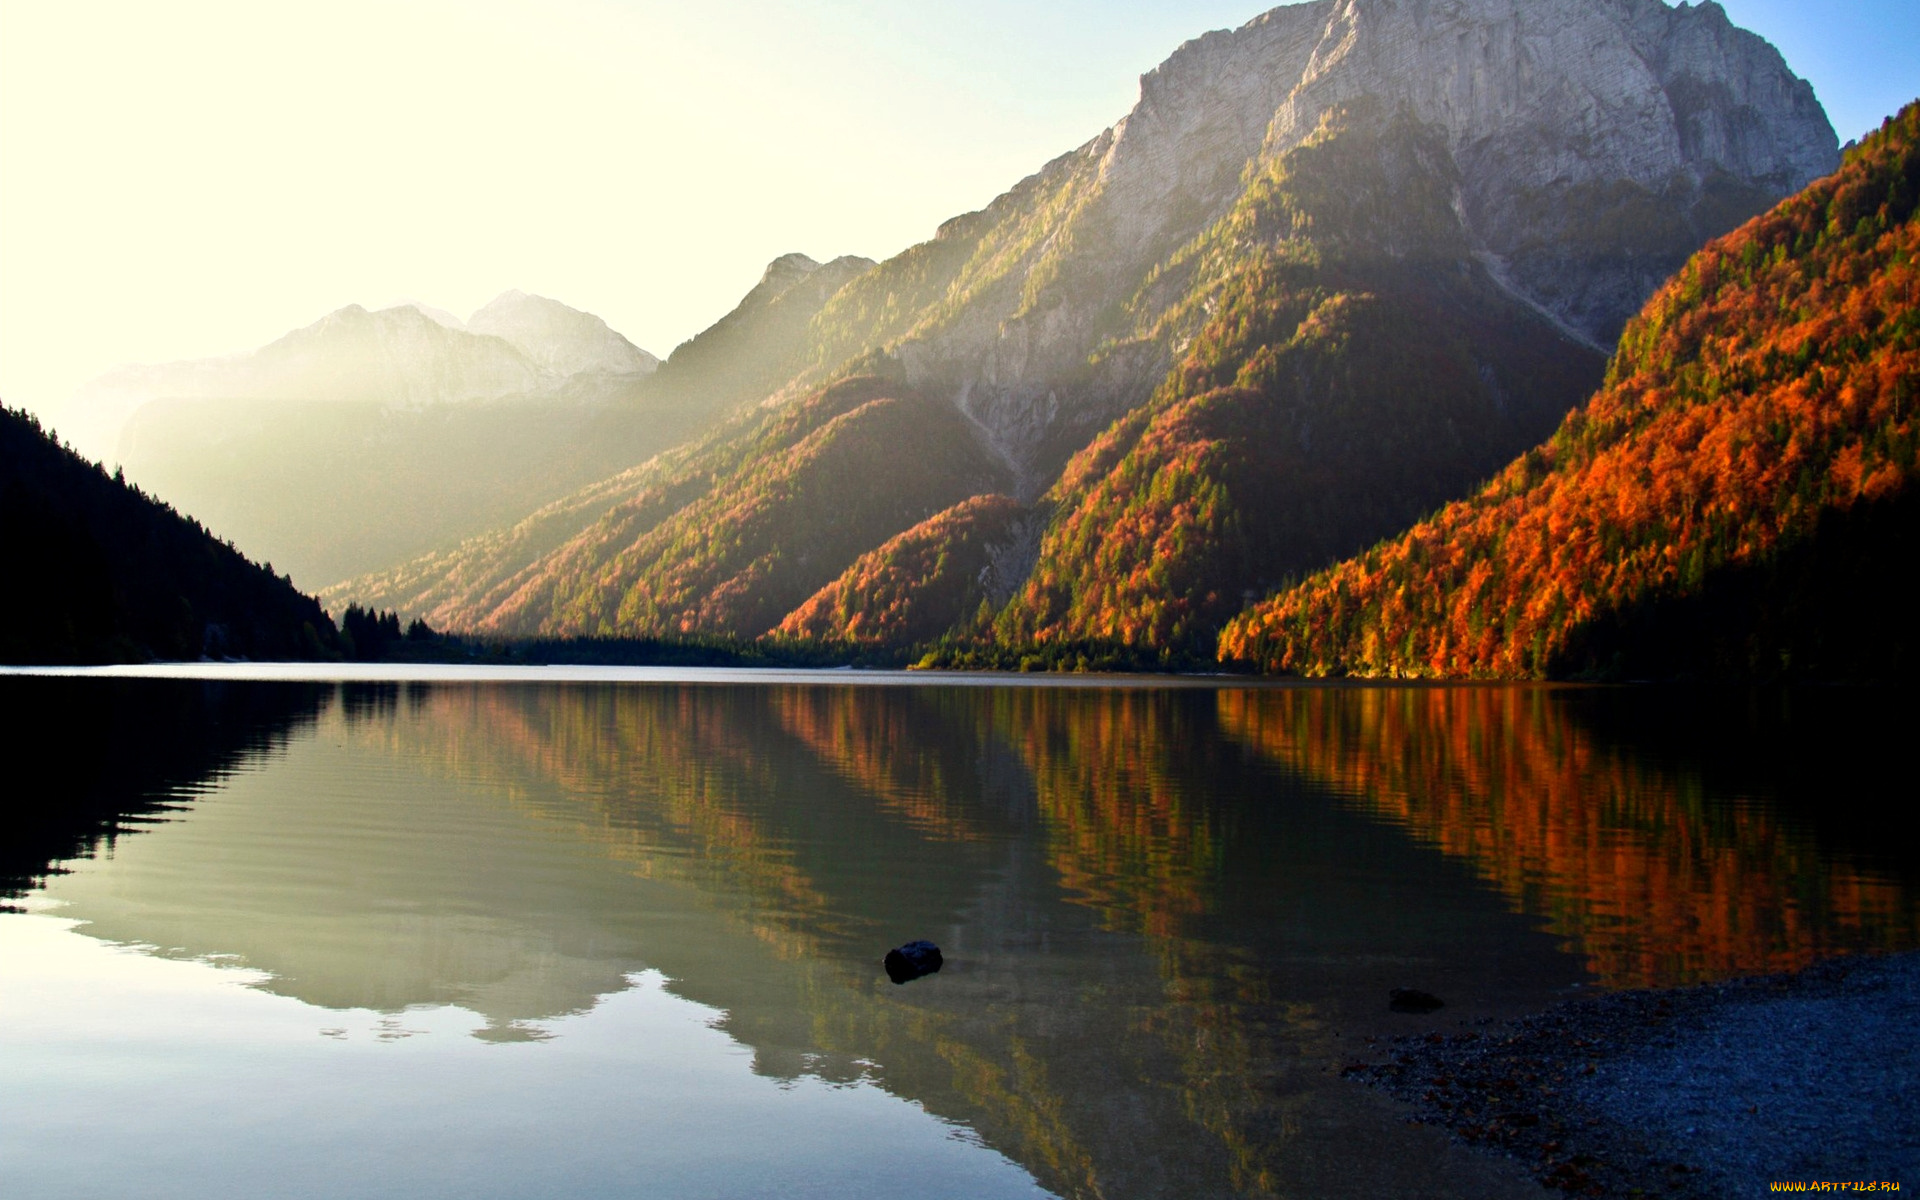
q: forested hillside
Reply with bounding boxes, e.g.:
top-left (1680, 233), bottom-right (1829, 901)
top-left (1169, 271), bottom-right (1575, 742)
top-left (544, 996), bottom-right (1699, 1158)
top-left (356, 376), bottom-right (1010, 639)
top-left (0, 407), bottom-right (339, 663)
top-left (775, 493), bottom-right (1028, 648)
top-left (1220, 102), bottom-right (1920, 680)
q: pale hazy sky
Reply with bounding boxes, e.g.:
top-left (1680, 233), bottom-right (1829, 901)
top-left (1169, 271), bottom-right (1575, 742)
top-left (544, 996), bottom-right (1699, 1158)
top-left (2, 0), bottom-right (1915, 417)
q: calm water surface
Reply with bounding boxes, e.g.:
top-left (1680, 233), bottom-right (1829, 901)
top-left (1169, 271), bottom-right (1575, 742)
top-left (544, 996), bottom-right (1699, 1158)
top-left (3, 673), bottom-right (1915, 1199)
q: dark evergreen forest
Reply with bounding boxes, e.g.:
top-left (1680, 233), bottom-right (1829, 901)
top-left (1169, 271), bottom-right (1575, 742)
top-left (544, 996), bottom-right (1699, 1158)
top-left (0, 405), bottom-right (340, 663)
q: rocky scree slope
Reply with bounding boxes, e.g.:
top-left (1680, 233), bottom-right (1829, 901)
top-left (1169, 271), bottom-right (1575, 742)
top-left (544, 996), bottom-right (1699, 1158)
top-left (1219, 101), bottom-right (1920, 680)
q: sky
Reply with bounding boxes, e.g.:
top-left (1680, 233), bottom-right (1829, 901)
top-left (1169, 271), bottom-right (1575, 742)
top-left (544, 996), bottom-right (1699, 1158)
top-left (1, 0), bottom-right (1916, 419)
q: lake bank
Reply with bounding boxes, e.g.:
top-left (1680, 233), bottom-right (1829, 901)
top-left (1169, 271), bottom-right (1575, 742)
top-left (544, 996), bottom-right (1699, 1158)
top-left (1345, 951), bottom-right (1918, 1196)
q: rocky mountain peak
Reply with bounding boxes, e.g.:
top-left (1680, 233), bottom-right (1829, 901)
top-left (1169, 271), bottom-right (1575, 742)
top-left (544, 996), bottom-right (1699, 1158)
top-left (1245, 0), bottom-right (1838, 338)
top-left (735, 252), bottom-right (876, 313)
top-left (761, 253), bottom-right (823, 286)
top-left (858, 0), bottom-right (1837, 484)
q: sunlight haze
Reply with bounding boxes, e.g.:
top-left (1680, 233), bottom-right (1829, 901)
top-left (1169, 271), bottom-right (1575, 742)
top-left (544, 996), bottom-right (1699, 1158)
top-left (2, 0), bottom-right (1914, 422)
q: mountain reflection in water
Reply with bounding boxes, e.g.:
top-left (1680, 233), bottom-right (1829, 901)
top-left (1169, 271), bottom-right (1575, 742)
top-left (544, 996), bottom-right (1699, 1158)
top-left (11, 678), bottom-right (1917, 1200)
top-left (1218, 686), bottom-right (1920, 986)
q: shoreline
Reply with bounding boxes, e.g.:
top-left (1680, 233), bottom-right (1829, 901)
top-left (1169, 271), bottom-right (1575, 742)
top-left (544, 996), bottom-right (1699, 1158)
top-left (0, 660), bottom-right (1603, 689)
top-left (1343, 952), bottom-right (1918, 1196)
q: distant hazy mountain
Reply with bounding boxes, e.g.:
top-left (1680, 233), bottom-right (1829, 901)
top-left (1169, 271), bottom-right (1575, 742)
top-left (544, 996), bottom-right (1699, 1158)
top-left (466, 290), bottom-right (660, 378)
top-left (57, 293), bottom-right (662, 463)
top-left (42, 293), bottom-right (684, 589)
top-left (326, 253), bottom-right (883, 619)
top-left (394, 301), bottom-right (468, 330)
top-left (0, 406), bottom-right (338, 663)
top-left (1219, 101), bottom-right (1920, 681)
top-left (341, 0), bottom-right (1838, 656)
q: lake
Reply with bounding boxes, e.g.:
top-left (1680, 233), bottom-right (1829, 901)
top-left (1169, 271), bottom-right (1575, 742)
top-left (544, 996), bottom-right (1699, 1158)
top-left (3, 669), bottom-right (1916, 1199)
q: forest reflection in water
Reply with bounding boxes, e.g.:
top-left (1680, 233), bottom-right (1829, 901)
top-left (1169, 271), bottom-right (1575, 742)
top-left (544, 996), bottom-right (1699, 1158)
top-left (6, 676), bottom-right (1916, 1200)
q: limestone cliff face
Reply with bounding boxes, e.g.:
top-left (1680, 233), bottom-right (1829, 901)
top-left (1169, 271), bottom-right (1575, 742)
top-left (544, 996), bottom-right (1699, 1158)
top-left (820, 0), bottom-right (1835, 489)
top-left (1257, 0), bottom-right (1838, 343)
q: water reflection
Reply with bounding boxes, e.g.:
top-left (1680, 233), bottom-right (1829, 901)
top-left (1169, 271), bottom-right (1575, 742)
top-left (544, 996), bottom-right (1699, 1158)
top-left (12, 678), bottom-right (1918, 1200)
top-left (0, 676), bottom-right (328, 901)
top-left (1217, 686), bottom-right (1920, 986)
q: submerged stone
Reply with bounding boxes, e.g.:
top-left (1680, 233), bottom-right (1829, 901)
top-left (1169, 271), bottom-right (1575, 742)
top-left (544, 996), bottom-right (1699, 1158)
top-left (884, 940), bottom-right (944, 985)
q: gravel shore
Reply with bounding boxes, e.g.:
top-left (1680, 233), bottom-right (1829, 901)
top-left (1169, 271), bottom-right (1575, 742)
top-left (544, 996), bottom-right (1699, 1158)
top-left (1344, 952), bottom-right (1919, 1197)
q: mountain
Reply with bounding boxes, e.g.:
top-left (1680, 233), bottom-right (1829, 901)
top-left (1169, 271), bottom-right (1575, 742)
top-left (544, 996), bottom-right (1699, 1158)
top-left (86, 298), bottom-right (649, 588)
top-left (49, 292), bottom-right (700, 590)
top-left (320, 253), bottom-right (882, 620)
top-left (78, 256), bottom-right (887, 593)
top-left (56, 302), bottom-right (551, 462)
top-left (991, 100), bottom-right (1609, 655)
top-left (796, 0), bottom-right (1835, 485)
top-left (0, 406), bottom-right (338, 663)
top-left (392, 300), bottom-right (467, 330)
top-left (1218, 100), bottom-right (1920, 681)
top-left (569, 253), bottom-right (880, 492)
top-left (466, 290), bottom-right (660, 377)
top-left (342, 0), bottom-right (1837, 654)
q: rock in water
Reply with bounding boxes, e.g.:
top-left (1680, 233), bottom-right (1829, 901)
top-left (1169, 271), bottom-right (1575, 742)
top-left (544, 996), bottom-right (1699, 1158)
top-left (884, 940), bottom-right (944, 984)
top-left (1390, 988), bottom-right (1445, 1014)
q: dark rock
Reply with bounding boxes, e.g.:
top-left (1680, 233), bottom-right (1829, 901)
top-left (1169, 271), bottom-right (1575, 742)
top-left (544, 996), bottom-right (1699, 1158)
top-left (1391, 988), bottom-right (1446, 1013)
top-left (884, 940), bottom-right (944, 985)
